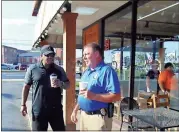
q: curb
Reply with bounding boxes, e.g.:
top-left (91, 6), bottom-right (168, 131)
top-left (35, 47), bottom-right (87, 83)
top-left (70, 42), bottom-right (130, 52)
top-left (2, 70), bottom-right (26, 72)
top-left (2, 79), bottom-right (24, 81)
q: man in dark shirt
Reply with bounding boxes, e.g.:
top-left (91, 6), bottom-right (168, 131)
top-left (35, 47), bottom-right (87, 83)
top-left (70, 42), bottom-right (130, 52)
top-left (146, 60), bottom-right (160, 93)
top-left (20, 45), bottom-right (70, 131)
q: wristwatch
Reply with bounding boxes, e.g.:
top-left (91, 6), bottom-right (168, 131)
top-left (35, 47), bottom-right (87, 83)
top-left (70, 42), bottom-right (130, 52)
top-left (60, 81), bottom-right (65, 88)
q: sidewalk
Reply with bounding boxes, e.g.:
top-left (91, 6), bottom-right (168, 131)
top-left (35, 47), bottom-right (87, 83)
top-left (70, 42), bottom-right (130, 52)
top-left (26, 101), bottom-right (127, 131)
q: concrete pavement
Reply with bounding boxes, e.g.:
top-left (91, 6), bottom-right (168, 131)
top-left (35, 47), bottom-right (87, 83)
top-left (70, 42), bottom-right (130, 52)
top-left (26, 100), bottom-right (125, 131)
top-left (1, 71), bottom-right (124, 131)
top-left (2, 81), bottom-right (31, 131)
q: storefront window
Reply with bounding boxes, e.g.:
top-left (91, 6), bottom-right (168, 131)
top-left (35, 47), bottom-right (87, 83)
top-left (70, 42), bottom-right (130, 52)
top-left (137, 0), bottom-right (179, 109)
top-left (104, 4), bottom-right (132, 98)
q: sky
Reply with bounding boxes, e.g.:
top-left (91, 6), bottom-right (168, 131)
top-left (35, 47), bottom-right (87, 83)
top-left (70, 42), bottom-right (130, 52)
top-left (2, 1), bottom-right (37, 50)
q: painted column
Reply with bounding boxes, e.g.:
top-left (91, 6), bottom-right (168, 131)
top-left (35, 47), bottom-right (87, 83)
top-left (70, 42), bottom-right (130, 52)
top-left (61, 12), bottom-right (78, 130)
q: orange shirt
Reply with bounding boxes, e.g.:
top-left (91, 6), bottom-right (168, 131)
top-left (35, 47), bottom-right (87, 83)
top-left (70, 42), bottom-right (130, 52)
top-left (158, 70), bottom-right (175, 90)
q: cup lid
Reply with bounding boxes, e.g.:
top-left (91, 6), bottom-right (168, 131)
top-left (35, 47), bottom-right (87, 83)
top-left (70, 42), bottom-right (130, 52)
top-left (50, 73), bottom-right (57, 76)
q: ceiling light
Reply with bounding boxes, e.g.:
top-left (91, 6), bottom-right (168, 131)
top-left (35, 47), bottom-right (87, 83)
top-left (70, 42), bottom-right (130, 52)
top-left (138, 2), bottom-right (179, 21)
top-left (62, 7), bottom-right (67, 12)
top-left (73, 7), bottom-right (98, 15)
top-left (152, 8), bottom-right (156, 11)
top-left (172, 13), bottom-right (176, 18)
top-left (56, 13), bottom-right (61, 18)
top-left (60, 9), bottom-right (64, 14)
top-left (48, 26), bottom-right (52, 31)
top-left (45, 30), bottom-right (48, 33)
top-left (54, 19), bottom-right (58, 23)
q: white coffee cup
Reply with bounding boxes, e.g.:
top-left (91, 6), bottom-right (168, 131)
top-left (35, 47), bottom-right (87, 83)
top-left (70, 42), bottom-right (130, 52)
top-left (79, 82), bottom-right (88, 90)
top-left (50, 74), bottom-right (57, 87)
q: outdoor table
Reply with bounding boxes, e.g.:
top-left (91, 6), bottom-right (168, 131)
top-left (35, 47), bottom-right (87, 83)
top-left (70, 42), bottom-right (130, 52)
top-left (123, 107), bottom-right (179, 131)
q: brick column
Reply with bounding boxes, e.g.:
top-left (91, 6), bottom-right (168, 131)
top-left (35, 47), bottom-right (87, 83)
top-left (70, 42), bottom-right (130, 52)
top-left (61, 12), bottom-right (78, 130)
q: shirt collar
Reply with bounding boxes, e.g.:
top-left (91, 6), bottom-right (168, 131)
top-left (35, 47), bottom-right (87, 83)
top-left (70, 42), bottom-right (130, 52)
top-left (38, 61), bottom-right (55, 69)
top-left (39, 61), bottom-right (44, 68)
top-left (87, 61), bottom-right (105, 72)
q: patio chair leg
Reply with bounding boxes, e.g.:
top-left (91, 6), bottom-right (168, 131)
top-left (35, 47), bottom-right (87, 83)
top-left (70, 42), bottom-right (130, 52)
top-left (119, 120), bottom-right (123, 131)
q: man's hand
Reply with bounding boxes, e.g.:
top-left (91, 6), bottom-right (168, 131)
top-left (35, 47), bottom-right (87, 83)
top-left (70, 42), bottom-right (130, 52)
top-left (52, 79), bottom-right (63, 88)
top-left (20, 105), bottom-right (27, 116)
top-left (79, 89), bottom-right (96, 100)
top-left (71, 110), bottom-right (78, 124)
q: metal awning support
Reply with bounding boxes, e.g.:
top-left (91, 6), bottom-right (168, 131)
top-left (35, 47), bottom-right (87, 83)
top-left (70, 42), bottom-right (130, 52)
top-left (129, 0), bottom-right (138, 106)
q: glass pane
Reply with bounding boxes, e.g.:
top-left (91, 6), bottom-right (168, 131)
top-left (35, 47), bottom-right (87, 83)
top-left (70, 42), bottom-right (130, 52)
top-left (137, 0), bottom-right (179, 109)
top-left (104, 4), bottom-right (132, 98)
top-left (163, 41), bottom-right (179, 109)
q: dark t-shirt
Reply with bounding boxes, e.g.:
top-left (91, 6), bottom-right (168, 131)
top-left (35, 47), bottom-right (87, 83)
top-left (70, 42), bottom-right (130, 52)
top-left (146, 69), bottom-right (160, 93)
top-left (24, 62), bottom-right (69, 116)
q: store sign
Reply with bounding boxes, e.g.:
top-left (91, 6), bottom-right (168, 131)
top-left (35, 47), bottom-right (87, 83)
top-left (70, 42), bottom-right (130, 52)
top-left (105, 39), bottom-right (110, 50)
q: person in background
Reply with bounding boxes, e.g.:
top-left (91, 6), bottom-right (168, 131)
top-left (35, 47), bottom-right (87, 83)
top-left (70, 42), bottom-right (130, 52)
top-left (146, 60), bottom-right (160, 93)
top-left (158, 62), bottom-right (178, 94)
top-left (20, 45), bottom-right (70, 131)
top-left (71, 42), bottom-right (121, 131)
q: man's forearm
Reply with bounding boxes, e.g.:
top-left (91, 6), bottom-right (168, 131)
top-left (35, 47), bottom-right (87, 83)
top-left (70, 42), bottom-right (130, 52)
top-left (94, 93), bottom-right (121, 103)
top-left (21, 84), bottom-right (30, 105)
top-left (146, 77), bottom-right (150, 88)
top-left (158, 82), bottom-right (165, 92)
top-left (73, 103), bottom-right (80, 112)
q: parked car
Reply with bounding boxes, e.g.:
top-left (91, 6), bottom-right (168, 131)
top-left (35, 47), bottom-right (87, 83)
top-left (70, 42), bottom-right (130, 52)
top-left (19, 64), bottom-right (28, 70)
top-left (1, 64), bottom-right (11, 70)
top-left (15, 65), bottom-right (20, 70)
top-left (5, 64), bottom-right (15, 70)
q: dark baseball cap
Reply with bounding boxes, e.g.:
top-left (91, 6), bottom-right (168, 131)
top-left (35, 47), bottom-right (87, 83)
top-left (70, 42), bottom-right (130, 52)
top-left (41, 45), bottom-right (55, 55)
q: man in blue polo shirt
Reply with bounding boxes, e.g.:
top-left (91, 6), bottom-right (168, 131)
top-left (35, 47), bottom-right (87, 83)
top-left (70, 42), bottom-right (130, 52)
top-left (71, 42), bottom-right (121, 130)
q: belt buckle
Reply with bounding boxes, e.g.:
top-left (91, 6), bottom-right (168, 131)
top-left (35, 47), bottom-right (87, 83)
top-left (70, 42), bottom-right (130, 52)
top-left (100, 108), bottom-right (106, 116)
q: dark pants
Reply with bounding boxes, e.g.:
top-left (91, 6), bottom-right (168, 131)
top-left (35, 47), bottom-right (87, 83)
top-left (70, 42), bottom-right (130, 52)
top-left (32, 106), bottom-right (65, 131)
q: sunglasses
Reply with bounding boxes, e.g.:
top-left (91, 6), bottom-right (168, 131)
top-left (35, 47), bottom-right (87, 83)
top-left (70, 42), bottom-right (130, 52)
top-left (44, 53), bottom-right (55, 57)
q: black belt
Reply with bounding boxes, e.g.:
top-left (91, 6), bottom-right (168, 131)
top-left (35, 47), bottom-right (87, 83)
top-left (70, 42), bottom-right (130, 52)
top-left (81, 108), bottom-right (107, 116)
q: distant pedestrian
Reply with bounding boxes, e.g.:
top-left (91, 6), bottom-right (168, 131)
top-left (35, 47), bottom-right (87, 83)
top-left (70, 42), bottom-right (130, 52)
top-left (158, 62), bottom-right (178, 94)
top-left (146, 60), bottom-right (160, 93)
top-left (20, 45), bottom-right (70, 131)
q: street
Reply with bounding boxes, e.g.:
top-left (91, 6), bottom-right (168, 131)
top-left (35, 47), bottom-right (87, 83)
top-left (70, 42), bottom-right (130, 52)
top-left (1, 71), bottom-right (81, 131)
top-left (2, 80), bottom-right (31, 131)
top-left (2, 71), bottom-right (25, 79)
top-left (2, 71), bottom-right (81, 79)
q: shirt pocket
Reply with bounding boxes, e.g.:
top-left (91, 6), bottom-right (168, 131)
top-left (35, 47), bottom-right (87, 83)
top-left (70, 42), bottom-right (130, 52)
top-left (33, 72), bottom-right (46, 82)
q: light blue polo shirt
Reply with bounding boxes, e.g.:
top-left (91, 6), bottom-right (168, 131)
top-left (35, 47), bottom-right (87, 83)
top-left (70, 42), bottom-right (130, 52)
top-left (78, 61), bottom-right (120, 112)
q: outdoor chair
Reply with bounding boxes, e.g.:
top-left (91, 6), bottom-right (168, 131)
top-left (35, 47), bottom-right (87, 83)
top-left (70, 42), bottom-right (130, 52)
top-left (152, 93), bottom-right (170, 108)
top-left (119, 97), bottom-right (153, 131)
top-left (137, 91), bottom-right (156, 109)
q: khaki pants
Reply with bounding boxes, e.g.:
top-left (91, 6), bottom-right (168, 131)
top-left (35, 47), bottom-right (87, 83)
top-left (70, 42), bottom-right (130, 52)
top-left (80, 111), bottom-right (112, 131)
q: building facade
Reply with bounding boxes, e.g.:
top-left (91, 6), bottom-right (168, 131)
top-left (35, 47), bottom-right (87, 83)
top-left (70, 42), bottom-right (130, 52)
top-left (2, 45), bottom-right (26, 64)
top-left (31, 1), bottom-right (179, 130)
top-left (18, 51), bottom-right (40, 65)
